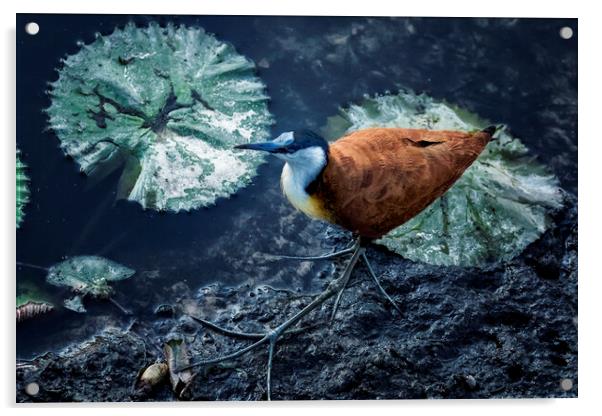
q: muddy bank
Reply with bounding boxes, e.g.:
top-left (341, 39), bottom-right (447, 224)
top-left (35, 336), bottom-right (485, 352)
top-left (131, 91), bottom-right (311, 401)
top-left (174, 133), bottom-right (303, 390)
top-left (16, 193), bottom-right (577, 402)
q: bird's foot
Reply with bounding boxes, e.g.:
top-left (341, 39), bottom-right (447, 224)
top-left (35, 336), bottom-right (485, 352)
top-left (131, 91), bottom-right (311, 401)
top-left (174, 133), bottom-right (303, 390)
top-left (180, 240), bottom-right (401, 399)
top-left (360, 252), bottom-right (402, 315)
top-left (183, 317), bottom-right (308, 399)
top-left (264, 244), bottom-right (356, 261)
top-left (181, 240), bottom-right (364, 400)
top-left (329, 247), bottom-right (401, 321)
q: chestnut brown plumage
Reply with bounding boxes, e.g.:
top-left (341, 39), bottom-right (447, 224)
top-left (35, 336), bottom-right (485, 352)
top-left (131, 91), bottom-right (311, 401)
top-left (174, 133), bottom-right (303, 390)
top-left (313, 127), bottom-right (491, 238)
top-left (185, 126), bottom-right (495, 400)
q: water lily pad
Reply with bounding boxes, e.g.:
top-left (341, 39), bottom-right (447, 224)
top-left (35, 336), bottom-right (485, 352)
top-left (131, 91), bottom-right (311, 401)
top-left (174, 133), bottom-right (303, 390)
top-left (46, 256), bottom-right (135, 301)
top-left (16, 150), bottom-right (30, 228)
top-left (17, 279), bottom-right (55, 322)
top-left (17, 279), bottom-right (53, 308)
top-left (47, 22), bottom-right (273, 212)
top-left (16, 301), bottom-right (54, 324)
top-left (322, 90), bottom-right (563, 267)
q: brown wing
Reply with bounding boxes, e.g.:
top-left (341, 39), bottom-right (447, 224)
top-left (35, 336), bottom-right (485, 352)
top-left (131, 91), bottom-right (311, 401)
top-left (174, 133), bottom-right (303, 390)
top-left (315, 127), bottom-right (491, 238)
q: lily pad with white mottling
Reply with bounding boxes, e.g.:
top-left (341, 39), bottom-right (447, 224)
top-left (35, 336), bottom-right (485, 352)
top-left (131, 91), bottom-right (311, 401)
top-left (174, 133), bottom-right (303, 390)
top-left (322, 90), bottom-right (564, 267)
top-left (46, 256), bottom-right (135, 312)
top-left (16, 150), bottom-right (30, 228)
top-left (47, 22), bottom-right (273, 212)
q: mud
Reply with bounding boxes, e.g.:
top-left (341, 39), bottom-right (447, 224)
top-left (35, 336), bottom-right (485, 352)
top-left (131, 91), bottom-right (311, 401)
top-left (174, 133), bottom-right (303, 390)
top-left (17, 194), bottom-right (577, 402)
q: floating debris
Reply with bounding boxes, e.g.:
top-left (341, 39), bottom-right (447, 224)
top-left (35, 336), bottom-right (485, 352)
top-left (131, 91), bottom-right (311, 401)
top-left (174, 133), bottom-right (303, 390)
top-left (46, 256), bottom-right (135, 313)
top-left (16, 301), bottom-right (54, 323)
top-left (139, 363), bottom-right (169, 387)
top-left (63, 295), bottom-right (86, 313)
top-left (322, 90), bottom-right (564, 267)
top-left (16, 150), bottom-right (30, 228)
top-left (46, 22), bottom-right (273, 212)
top-left (133, 362), bottom-right (169, 397)
top-left (164, 337), bottom-right (194, 398)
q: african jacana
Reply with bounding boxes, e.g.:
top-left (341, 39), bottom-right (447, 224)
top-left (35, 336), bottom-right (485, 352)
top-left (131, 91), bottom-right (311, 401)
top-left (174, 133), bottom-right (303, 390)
top-left (184, 126), bottom-right (496, 399)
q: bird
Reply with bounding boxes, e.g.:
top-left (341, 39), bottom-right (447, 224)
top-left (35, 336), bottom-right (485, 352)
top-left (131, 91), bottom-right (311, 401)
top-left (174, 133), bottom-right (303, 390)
top-left (183, 126), bottom-right (497, 399)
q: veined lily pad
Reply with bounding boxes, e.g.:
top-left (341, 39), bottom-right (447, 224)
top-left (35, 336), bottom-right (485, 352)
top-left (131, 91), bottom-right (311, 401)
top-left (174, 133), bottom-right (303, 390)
top-left (46, 256), bottom-right (135, 313)
top-left (16, 279), bottom-right (55, 323)
top-left (16, 150), bottom-right (30, 228)
top-left (17, 302), bottom-right (54, 324)
top-left (322, 90), bottom-right (564, 267)
top-left (47, 23), bottom-right (273, 212)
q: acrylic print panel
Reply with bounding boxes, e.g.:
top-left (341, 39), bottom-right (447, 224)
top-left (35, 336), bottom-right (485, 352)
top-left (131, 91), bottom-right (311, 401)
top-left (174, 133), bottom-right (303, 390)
top-left (16, 14), bottom-right (577, 402)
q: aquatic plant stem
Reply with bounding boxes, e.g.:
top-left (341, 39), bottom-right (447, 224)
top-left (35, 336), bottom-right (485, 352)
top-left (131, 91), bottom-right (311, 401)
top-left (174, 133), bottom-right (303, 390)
top-left (108, 297), bottom-right (132, 315)
top-left (16, 261), bottom-right (49, 272)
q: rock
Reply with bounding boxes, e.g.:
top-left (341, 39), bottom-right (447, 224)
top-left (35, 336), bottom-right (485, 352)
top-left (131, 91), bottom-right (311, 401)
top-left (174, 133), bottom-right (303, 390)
top-left (154, 304), bottom-right (175, 318)
top-left (464, 375), bottom-right (477, 390)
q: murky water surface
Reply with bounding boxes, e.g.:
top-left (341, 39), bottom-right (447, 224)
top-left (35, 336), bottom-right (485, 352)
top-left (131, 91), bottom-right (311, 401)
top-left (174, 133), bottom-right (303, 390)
top-left (16, 15), bottom-right (577, 358)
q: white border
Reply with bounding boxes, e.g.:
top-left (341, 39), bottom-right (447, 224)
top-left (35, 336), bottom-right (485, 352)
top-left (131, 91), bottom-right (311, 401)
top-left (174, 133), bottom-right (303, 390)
top-left (2, 1), bottom-right (598, 415)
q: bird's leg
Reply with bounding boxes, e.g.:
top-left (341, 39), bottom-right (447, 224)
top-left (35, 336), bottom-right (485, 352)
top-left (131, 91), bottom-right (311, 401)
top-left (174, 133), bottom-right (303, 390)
top-left (329, 243), bottom-right (364, 322)
top-left (361, 252), bottom-right (402, 315)
top-left (180, 241), bottom-right (364, 400)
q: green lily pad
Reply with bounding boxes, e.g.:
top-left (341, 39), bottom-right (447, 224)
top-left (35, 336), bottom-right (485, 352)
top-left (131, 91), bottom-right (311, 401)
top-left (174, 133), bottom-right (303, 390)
top-left (47, 22), bottom-right (273, 212)
top-left (17, 279), bottom-right (53, 308)
top-left (16, 150), bottom-right (30, 228)
top-left (46, 256), bottom-right (135, 312)
top-left (16, 278), bottom-right (55, 322)
top-left (322, 90), bottom-right (563, 267)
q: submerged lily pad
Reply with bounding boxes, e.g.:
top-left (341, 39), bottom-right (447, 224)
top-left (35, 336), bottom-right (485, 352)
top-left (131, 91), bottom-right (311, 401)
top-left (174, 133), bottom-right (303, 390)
top-left (47, 22), bottom-right (273, 212)
top-left (46, 256), bottom-right (135, 312)
top-left (16, 302), bottom-right (54, 323)
top-left (17, 278), bottom-right (55, 322)
top-left (16, 150), bottom-right (30, 228)
top-left (322, 90), bottom-right (564, 267)
top-left (17, 279), bottom-right (53, 308)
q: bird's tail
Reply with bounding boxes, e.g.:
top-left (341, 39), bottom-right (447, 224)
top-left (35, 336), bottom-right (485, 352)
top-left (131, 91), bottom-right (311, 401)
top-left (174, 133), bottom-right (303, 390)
top-left (481, 124), bottom-right (505, 139)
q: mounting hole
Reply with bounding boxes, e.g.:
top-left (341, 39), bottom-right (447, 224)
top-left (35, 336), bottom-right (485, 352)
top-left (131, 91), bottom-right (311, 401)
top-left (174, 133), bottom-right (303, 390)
top-left (25, 382), bottom-right (40, 396)
top-left (559, 26), bottom-right (573, 40)
top-left (25, 22), bottom-right (40, 36)
top-left (560, 378), bottom-right (573, 391)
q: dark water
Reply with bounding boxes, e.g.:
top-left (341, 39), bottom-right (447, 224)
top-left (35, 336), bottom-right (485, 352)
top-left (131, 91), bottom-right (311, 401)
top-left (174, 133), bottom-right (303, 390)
top-left (16, 14), bottom-right (577, 358)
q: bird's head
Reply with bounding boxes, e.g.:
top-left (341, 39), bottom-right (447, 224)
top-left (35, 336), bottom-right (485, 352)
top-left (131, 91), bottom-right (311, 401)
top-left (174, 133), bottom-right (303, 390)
top-left (234, 130), bottom-right (329, 167)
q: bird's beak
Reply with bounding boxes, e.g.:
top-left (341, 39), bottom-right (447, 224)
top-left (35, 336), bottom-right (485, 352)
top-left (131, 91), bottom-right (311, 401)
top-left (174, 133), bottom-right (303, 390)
top-left (234, 141), bottom-right (284, 153)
